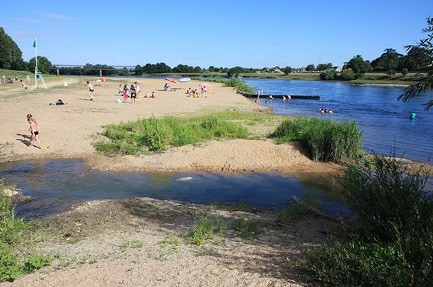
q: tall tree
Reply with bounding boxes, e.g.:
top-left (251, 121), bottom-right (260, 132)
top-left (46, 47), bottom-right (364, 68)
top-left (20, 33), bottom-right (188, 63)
top-left (371, 48), bottom-right (403, 74)
top-left (0, 27), bottom-right (25, 70)
top-left (28, 56), bottom-right (52, 74)
top-left (344, 55), bottom-right (370, 78)
top-left (398, 17), bottom-right (433, 110)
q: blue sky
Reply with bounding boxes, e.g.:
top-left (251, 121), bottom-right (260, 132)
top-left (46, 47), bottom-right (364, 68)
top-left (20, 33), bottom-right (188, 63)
top-left (1, 0), bottom-right (430, 69)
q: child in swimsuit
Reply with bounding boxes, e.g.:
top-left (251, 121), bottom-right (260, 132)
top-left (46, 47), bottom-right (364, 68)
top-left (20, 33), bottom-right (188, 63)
top-left (27, 114), bottom-right (41, 148)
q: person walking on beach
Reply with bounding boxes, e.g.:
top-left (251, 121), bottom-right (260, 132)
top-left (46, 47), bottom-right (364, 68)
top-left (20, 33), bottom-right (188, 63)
top-left (86, 81), bottom-right (94, 100)
top-left (27, 114), bottom-right (41, 148)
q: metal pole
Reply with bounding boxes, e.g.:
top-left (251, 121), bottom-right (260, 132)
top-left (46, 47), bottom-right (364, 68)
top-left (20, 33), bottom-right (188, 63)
top-left (34, 38), bottom-right (38, 89)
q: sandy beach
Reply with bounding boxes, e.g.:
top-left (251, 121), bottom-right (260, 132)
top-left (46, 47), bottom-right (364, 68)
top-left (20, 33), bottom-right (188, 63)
top-left (0, 76), bottom-right (342, 286)
top-left (0, 76), bottom-right (339, 174)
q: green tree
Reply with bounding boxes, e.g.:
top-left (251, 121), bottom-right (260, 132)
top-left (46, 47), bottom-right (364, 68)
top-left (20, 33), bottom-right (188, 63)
top-left (320, 68), bottom-right (336, 80)
top-left (305, 64), bottom-right (315, 71)
top-left (398, 17), bottom-right (433, 110)
top-left (172, 64), bottom-right (194, 73)
top-left (134, 65), bottom-right (143, 75)
top-left (227, 66), bottom-right (242, 78)
top-left (371, 48), bottom-right (403, 74)
top-left (344, 55), bottom-right (370, 78)
top-left (27, 56), bottom-right (52, 74)
top-left (281, 66), bottom-right (292, 75)
top-left (0, 27), bottom-right (25, 70)
top-left (316, 63), bottom-right (333, 71)
top-left (401, 45), bottom-right (432, 71)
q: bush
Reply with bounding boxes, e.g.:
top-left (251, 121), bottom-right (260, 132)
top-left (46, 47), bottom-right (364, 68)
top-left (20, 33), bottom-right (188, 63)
top-left (339, 68), bottom-right (356, 81)
top-left (224, 79), bottom-right (255, 94)
top-left (320, 69), bottom-right (337, 80)
top-left (302, 155), bottom-right (433, 286)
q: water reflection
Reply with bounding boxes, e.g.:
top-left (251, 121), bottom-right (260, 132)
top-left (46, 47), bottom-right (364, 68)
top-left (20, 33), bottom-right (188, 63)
top-left (0, 159), bottom-right (351, 219)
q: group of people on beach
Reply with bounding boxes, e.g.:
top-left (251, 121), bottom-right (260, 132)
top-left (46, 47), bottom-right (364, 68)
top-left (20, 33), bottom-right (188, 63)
top-left (2, 74), bottom-right (32, 89)
top-left (116, 82), bottom-right (145, 103)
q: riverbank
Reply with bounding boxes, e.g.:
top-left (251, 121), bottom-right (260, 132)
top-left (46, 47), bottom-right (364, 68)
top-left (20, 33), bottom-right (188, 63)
top-left (0, 76), bottom-right (340, 174)
top-left (0, 76), bottom-right (345, 286)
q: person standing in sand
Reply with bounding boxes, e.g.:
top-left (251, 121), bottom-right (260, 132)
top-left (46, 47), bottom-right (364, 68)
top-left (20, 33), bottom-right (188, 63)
top-left (27, 114), bottom-right (41, 148)
top-left (134, 81), bottom-right (141, 98)
top-left (86, 81), bottom-right (94, 100)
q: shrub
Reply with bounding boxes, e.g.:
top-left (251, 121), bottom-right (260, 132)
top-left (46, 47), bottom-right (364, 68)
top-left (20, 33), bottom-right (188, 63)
top-left (338, 156), bottom-right (432, 240)
top-left (224, 79), bottom-right (255, 94)
top-left (339, 68), bottom-right (356, 81)
top-left (320, 69), bottom-right (337, 80)
top-left (302, 155), bottom-right (433, 286)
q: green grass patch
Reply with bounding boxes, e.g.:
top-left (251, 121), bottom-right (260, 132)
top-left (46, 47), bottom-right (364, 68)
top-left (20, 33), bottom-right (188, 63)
top-left (186, 215), bottom-right (227, 246)
top-left (232, 218), bottom-right (263, 240)
top-left (0, 179), bottom-right (51, 282)
top-left (95, 112), bottom-right (253, 156)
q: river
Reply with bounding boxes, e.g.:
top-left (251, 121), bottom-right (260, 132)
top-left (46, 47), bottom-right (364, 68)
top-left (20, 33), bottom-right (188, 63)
top-left (243, 78), bottom-right (433, 163)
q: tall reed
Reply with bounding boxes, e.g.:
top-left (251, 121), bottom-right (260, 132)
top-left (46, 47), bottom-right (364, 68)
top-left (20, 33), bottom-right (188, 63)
top-left (270, 117), bottom-right (362, 163)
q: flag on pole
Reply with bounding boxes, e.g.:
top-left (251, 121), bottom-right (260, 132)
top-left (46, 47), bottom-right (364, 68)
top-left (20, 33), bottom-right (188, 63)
top-left (33, 39), bottom-right (37, 48)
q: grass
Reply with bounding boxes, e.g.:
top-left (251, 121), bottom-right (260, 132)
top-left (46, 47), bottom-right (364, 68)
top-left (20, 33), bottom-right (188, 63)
top-left (95, 111), bottom-right (276, 156)
top-left (232, 218), bottom-right (263, 240)
top-left (0, 179), bottom-right (52, 282)
top-left (186, 215), bottom-right (227, 246)
top-left (270, 117), bottom-right (363, 164)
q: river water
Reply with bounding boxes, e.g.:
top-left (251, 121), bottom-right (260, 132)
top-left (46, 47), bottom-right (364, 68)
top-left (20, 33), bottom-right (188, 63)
top-left (243, 78), bottom-right (433, 163)
top-left (2, 78), bottom-right (432, 218)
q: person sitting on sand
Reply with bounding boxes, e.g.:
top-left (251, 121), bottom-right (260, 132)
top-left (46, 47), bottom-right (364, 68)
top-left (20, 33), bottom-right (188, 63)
top-left (164, 82), bottom-right (170, 91)
top-left (20, 79), bottom-right (29, 89)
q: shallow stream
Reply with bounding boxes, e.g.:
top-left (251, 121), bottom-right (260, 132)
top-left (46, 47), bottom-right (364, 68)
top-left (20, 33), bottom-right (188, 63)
top-left (0, 159), bottom-right (350, 219)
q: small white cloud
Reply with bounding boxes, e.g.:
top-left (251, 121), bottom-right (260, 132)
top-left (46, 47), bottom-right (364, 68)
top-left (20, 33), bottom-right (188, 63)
top-left (39, 12), bottom-right (77, 21)
top-left (18, 17), bottom-right (45, 24)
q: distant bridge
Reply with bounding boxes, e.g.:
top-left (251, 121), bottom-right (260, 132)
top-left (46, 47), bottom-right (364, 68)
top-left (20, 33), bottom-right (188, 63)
top-left (53, 64), bottom-right (136, 70)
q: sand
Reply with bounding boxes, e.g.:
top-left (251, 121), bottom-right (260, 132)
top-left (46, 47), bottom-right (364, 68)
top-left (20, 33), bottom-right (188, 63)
top-left (0, 76), bottom-right (342, 286)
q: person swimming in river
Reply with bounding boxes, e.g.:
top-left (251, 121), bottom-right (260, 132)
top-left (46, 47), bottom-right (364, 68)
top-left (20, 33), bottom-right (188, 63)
top-left (320, 108), bottom-right (334, 114)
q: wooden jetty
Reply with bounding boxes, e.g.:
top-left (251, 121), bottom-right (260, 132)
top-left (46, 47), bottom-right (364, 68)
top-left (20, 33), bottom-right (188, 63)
top-left (237, 91), bottom-right (320, 100)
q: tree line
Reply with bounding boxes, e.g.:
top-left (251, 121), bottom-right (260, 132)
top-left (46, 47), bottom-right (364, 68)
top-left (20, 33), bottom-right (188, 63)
top-left (1, 19), bottom-right (432, 81)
